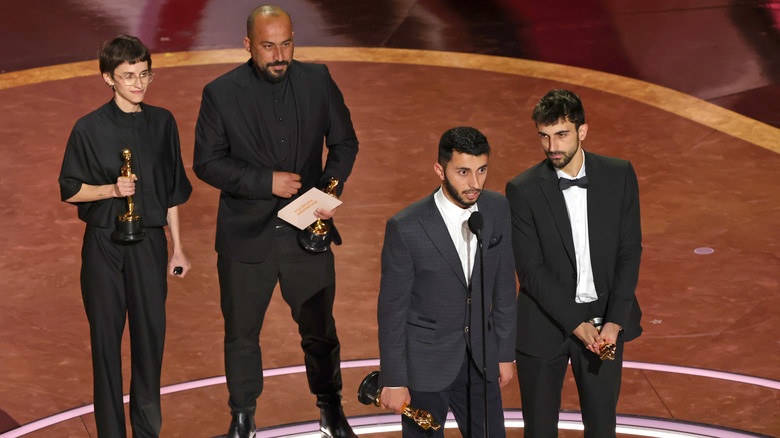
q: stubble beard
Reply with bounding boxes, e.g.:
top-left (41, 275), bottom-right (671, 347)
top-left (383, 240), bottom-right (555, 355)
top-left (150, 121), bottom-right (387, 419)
top-left (548, 139), bottom-right (580, 169)
top-left (444, 176), bottom-right (481, 209)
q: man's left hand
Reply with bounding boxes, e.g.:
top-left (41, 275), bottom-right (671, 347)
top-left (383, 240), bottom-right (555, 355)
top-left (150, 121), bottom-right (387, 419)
top-left (314, 206), bottom-right (338, 220)
top-left (600, 322), bottom-right (621, 345)
top-left (498, 362), bottom-right (515, 387)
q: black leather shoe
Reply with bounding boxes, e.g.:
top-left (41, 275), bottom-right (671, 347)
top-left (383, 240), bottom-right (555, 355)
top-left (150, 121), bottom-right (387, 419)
top-left (319, 405), bottom-right (358, 438)
top-left (226, 412), bottom-right (256, 438)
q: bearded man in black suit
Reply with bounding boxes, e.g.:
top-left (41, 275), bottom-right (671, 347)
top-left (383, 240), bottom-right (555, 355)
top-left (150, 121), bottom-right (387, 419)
top-left (505, 89), bottom-right (642, 437)
top-left (193, 5), bottom-right (359, 438)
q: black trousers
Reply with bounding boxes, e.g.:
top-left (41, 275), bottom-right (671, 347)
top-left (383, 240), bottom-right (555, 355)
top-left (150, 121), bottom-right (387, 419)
top-left (516, 334), bottom-right (625, 438)
top-left (218, 225), bottom-right (342, 414)
top-left (81, 226), bottom-right (168, 438)
top-left (405, 353), bottom-right (506, 438)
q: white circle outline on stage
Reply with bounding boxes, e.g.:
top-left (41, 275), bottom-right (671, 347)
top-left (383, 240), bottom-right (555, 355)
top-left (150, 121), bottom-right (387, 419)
top-left (1, 359), bottom-right (776, 438)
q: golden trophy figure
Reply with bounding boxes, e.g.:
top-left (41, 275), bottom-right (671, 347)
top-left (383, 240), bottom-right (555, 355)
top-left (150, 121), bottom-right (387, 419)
top-left (111, 149), bottom-right (146, 243)
top-left (357, 371), bottom-right (442, 431)
top-left (589, 317), bottom-right (617, 360)
top-left (297, 177), bottom-right (342, 253)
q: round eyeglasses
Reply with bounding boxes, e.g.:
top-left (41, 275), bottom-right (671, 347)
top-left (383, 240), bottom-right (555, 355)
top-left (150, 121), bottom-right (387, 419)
top-left (113, 70), bottom-right (155, 86)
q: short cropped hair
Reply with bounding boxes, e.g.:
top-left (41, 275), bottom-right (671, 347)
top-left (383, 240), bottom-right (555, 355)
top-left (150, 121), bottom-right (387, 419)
top-left (98, 35), bottom-right (151, 74)
top-left (532, 89), bottom-right (586, 129)
top-left (438, 127), bottom-right (490, 166)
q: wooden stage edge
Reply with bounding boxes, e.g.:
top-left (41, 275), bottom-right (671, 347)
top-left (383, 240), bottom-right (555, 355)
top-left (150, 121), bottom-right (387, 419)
top-left (2, 46), bottom-right (778, 154)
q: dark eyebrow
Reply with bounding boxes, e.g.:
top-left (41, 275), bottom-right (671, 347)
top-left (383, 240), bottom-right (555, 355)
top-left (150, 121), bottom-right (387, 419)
top-left (538, 129), bottom-right (569, 135)
top-left (454, 165), bottom-right (487, 172)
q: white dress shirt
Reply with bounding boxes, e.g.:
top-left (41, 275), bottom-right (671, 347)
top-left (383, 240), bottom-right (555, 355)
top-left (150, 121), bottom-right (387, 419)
top-left (557, 149), bottom-right (598, 303)
top-left (434, 187), bottom-right (478, 284)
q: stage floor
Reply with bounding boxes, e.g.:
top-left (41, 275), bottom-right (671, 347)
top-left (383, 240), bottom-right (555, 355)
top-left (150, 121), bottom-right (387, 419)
top-left (0, 45), bottom-right (778, 437)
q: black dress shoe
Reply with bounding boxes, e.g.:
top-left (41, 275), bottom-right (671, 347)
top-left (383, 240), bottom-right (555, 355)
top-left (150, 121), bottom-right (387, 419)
top-left (319, 405), bottom-right (358, 438)
top-left (226, 412), bottom-right (256, 438)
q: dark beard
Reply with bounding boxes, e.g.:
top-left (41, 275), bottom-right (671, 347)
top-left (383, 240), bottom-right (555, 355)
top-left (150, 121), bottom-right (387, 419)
top-left (549, 149), bottom-right (575, 169)
top-left (548, 140), bottom-right (580, 169)
top-left (259, 61), bottom-right (289, 84)
top-left (444, 176), bottom-right (481, 208)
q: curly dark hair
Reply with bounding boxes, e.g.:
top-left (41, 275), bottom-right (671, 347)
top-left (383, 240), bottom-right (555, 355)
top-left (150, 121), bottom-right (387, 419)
top-left (532, 89), bottom-right (585, 129)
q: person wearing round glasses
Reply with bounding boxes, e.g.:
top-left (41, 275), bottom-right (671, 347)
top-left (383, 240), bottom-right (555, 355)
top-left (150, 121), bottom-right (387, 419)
top-left (58, 35), bottom-right (192, 437)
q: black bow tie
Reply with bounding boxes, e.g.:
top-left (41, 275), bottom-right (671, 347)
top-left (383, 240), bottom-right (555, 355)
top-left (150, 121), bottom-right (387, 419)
top-left (559, 175), bottom-right (589, 190)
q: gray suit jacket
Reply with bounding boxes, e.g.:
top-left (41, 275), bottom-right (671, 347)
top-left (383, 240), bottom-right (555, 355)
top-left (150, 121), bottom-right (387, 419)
top-left (377, 189), bottom-right (517, 392)
top-left (506, 151), bottom-right (642, 358)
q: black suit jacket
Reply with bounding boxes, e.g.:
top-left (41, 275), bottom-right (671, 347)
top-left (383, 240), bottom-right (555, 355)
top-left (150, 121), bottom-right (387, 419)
top-left (505, 151), bottom-right (642, 358)
top-left (193, 60), bottom-right (358, 262)
top-left (377, 190), bottom-right (517, 392)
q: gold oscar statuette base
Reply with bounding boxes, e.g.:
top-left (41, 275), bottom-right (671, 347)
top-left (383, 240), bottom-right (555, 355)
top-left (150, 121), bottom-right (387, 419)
top-left (111, 214), bottom-right (146, 243)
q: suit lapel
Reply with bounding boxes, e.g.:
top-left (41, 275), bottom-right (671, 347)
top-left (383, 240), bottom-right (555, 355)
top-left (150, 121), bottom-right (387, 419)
top-left (235, 63), bottom-right (265, 151)
top-left (584, 152), bottom-right (605, 263)
top-left (469, 197), bottom-right (493, 284)
top-left (419, 194), bottom-right (469, 288)
top-left (287, 60), bottom-right (303, 170)
top-left (540, 161), bottom-right (577, 268)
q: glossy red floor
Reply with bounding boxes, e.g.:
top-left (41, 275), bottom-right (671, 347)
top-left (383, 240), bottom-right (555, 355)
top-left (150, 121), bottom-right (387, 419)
top-left (0, 2), bottom-right (779, 438)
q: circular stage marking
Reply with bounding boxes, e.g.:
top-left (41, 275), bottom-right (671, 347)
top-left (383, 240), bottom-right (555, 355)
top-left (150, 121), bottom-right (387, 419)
top-left (1, 359), bottom-right (776, 438)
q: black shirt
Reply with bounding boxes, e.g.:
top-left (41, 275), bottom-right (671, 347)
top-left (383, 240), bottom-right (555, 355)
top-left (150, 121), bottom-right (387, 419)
top-left (59, 99), bottom-right (192, 228)
top-left (249, 62), bottom-right (299, 172)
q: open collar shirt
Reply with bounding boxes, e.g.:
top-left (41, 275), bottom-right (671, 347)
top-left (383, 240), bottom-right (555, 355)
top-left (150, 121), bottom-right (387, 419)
top-left (434, 187), bottom-right (479, 284)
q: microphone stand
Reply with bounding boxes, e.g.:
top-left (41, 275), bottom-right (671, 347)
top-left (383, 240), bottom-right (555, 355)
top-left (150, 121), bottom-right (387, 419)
top-left (476, 230), bottom-right (487, 438)
top-left (468, 212), bottom-right (488, 438)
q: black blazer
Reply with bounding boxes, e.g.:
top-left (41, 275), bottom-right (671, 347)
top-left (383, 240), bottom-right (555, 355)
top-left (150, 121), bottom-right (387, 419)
top-left (193, 60), bottom-right (358, 262)
top-left (377, 190), bottom-right (517, 392)
top-left (505, 151), bottom-right (642, 358)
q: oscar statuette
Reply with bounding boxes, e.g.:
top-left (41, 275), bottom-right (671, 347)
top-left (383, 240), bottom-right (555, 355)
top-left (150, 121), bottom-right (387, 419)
top-left (357, 371), bottom-right (442, 431)
top-left (589, 317), bottom-right (617, 360)
top-left (298, 177), bottom-right (341, 253)
top-left (111, 149), bottom-right (146, 243)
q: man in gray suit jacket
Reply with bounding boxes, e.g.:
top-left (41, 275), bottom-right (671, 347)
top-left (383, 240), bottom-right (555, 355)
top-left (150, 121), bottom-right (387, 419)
top-left (377, 127), bottom-right (517, 437)
top-left (506, 89), bottom-right (642, 437)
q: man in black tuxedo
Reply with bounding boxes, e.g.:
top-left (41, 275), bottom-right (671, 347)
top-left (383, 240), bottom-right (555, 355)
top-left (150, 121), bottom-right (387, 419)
top-left (505, 89), bottom-right (642, 437)
top-left (193, 5), bottom-right (359, 438)
top-left (377, 127), bottom-right (516, 437)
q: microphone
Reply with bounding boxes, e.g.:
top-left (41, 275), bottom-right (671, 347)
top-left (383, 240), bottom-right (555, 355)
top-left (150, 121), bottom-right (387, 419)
top-left (468, 211), bottom-right (484, 241)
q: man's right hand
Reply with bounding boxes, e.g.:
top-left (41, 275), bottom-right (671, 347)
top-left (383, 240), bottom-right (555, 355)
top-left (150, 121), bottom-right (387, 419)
top-left (380, 387), bottom-right (411, 415)
top-left (573, 322), bottom-right (603, 354)
top-left (272, 171), bottom-right (301, 198)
